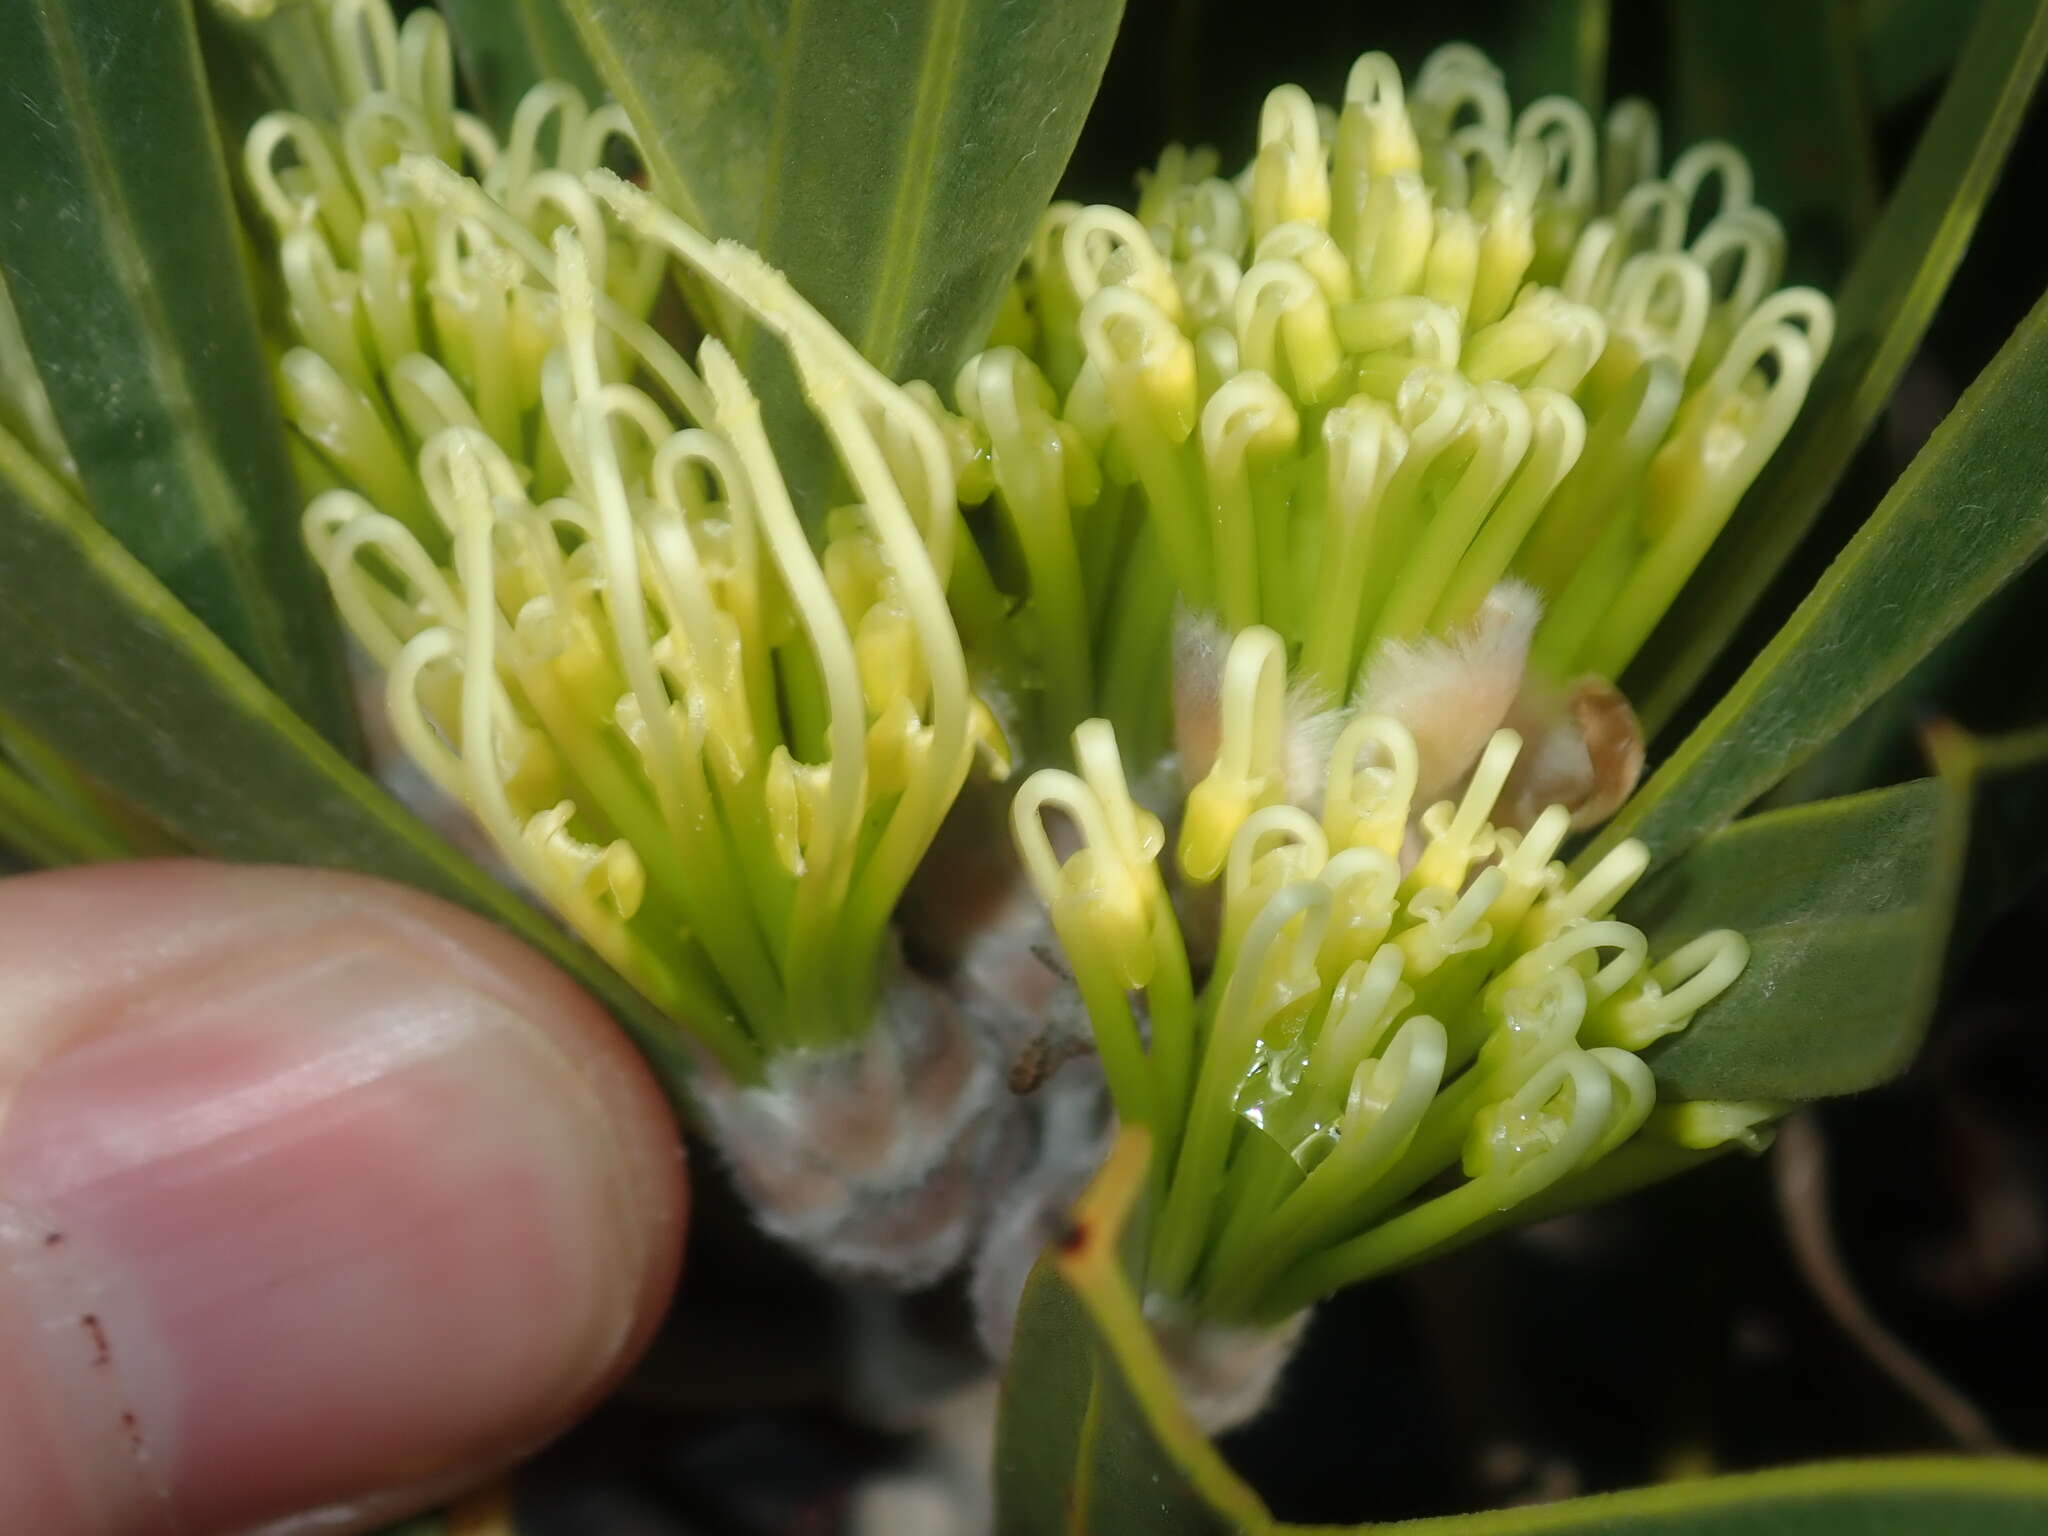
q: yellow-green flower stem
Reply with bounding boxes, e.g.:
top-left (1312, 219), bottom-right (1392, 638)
top-left (1265, 1098), bottom-right (1783, 1315)
top-left (585, 174), bottom-right (993, 1014)
top-left (954, 44), bottom-right (1829, 760)
top-left (262, 1), bottom-right (1004, 1081)
top-left (1014, 624), bottom-right (1761, 1325)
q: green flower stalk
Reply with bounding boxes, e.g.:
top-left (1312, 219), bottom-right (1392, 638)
top-left (951, 44), bottom-right (1831, 768)
top-left (246, 0), bottom-right (1019, 1281)
top-left (1013, 623), bottom-right (1777, 1427)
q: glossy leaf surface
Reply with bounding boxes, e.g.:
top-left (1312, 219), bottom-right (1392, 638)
top-left (565, 0), bottom-right (1123, 384)
top-left (1628, 780), bottom-right (1963, 1101)
top-left (0, 0), bottom-right (354, 746)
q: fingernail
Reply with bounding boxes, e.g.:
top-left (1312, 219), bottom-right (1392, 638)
top-left (0, 865), bottom-right (683, 1534)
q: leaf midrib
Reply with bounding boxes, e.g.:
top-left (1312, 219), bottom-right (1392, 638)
top-left (854, 0), bottom-right (970, 369)
top-left (515, 0), bottom-right (577, 78)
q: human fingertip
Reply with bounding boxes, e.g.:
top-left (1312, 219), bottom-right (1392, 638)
top-left (0, 861), bottom-right (686, 1534)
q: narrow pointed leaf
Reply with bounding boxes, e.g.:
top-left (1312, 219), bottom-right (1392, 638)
top-left (565, 0), bottom-right (1124, 384)
top-left (1769, 552), bottom-right (2048, 813)
top-left (0, 0), bottom-right (355, 747)
top-left (997, 1133), bottom-right (1271, 1536)
top-left (1590, 282), bottom-right (2048, 867)
top-left (0, 426), bottom-right (692, 1089)
top-left (1625, 780), bottom-right (1964, 1102)
top-left (1628, 0), bottom-right (2048, 733)
top-left (441, 0), bottom-right (605, 130)
top-left (998, 1132), bottom-right (2048, 1534)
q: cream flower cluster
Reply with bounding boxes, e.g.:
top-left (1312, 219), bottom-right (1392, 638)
top-left (233, 4), bottom-right (1802, 1319)
top-left (952, 45), bottom-right (1830, 761)
top-left (248, 0), bottom-right (1001, 1081)
top-left (1014, 623), bottom-right (1774, 1334)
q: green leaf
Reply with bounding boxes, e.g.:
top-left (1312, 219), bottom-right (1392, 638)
top-left (1667, 0), bottom-right (1878, 287)
top-left (996, 1133), bottom-right (1277, 1536)
top-left (1799, 722), bottom-right (2048, 949)
top-left (997, 1131), bottom-right (2048, 1535)
top-left (1766, 550), bottom-right (2048, 817)
top-left (0, 424), bottom-right (695, 1092)
top-left (441, 0), bottom-right (605, 130)
top-left (1588, 281), bottom-right (2048, 869)
top-left (1628, 0), bottom-right (2048, 734)
top-left (565, 0), bottom-right (1125, 385)
top-left (0, 0), bottom-right (355, 748)
top-left (1625, 780), bottom-right (1963, 1102)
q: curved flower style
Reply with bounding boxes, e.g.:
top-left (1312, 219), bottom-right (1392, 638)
top-left (250, 0), bottom-right (1001, 1071)
top-left (248, 0), bottom-right (1016, 1280)
top-left (952, 44), bottom-right (1832, 774)
top-left (1013, 623), bottom-right (1777, 1420)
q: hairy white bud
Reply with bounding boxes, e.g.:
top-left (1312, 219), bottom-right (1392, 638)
top-left (696, 956), bottom-right (1017, 1285)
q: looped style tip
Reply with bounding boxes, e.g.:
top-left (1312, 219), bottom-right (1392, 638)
top-left (948, 42), bottom-right (1830, 775)
top-left (231, 7), bottom-right (1800, 1332)
top-left (1013, 624), bottom-right (1774, 1376)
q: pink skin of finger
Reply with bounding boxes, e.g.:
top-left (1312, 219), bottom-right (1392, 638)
top-left (0, 862), bottom-right (687, 1535)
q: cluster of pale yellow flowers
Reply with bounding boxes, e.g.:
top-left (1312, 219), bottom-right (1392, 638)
top-left (958, 45), bottom-right (1829, 775)
top-left (953, 46), bottom-right (1816, 1391)
top-left (1012, 628), bottom-right (1769, 1422)
top-left (244, 0), bottom-right (1017, 1281)
top-left (250, 0), bottom-right (1004, 1069)
top-left (237, 0), bottom-right (1810, 1390)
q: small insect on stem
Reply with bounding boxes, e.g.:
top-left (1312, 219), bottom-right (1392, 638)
top-left (1007, 1029), bottom-right (1097, 1096)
